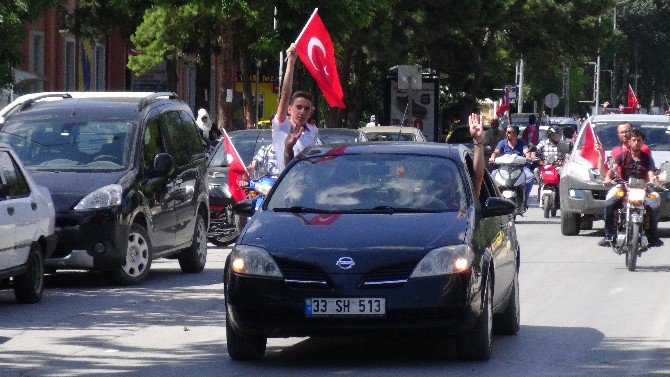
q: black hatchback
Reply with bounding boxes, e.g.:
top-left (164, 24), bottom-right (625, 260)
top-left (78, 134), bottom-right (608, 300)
top-left (0, 93), bottom-right (209, 285)
top-left (225, 142), bottom-right (520, 361)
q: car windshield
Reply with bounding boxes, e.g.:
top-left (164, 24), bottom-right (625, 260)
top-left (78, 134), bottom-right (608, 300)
top-left (267, 153), bottom-right (467, 213)
top-left (229, 132), bottom-right (272, 165)
top-left (577, 121), bottom-right (670, 151)
top-left (365, 132), bottom-right (415, 141)
top-left (0, 120), bottom-right (136, 171)
top-left (319, 130), bottom-right (362, 144)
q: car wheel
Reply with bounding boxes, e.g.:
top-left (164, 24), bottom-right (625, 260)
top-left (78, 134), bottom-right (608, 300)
top-left (493, 269), bottom-right (520, 335)
top-left (457, 276), bottom-right (492, 361)
top-left (226, 314), bottom-right (267, 361)
top-left (14, 242), bottom-right (44, 304)
top-left (179, 213), bottom-right (207, 273)
top-left (561, 211), bottom-right (580, 236)
top-left (110, 223), bottom-right (152, 285)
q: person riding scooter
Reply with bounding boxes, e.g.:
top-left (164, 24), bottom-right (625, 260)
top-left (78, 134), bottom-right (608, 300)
top-left (489, 125), bottom-right (534, 211)
top-left (534, 127), bottom-right (565, 188)
top-left (534, 126), bottom-right (565, 216)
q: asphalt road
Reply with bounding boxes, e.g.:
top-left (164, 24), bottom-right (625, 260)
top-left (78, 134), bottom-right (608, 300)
top-left (2, 196), bottom-right (670, 376)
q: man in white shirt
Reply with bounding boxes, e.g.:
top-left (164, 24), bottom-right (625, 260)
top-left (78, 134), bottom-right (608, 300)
top-left (273, 43), bottom-right (319, 172)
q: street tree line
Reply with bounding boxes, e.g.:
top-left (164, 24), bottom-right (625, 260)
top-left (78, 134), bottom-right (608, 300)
top-left (2, 1), bottom-right (668, 129)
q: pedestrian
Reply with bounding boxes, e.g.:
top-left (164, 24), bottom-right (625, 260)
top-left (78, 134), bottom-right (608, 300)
top-left (521, 113), bottom-right (539, 147)
top-left (366, 115), bottom-right (377, 127)
top-left (273, 43), bottom-right (319, 172)
top-left (196, 108), bottom-right (221, 145)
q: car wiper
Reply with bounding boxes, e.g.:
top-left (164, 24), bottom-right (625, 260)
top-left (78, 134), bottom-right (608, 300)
top-left (273, 206), bottom-right (337, 213)
top-left (350, 205), bottom-right (429, 214)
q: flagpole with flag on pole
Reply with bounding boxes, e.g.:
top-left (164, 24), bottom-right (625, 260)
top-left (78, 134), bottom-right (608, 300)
top-left (220, 128), bottom-right (249, 203)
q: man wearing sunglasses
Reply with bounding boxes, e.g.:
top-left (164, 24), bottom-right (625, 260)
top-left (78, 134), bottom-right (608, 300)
top-left (273, 43), bottom-right (320, 172)
top-left (489, 125), bottom-right (534, 210)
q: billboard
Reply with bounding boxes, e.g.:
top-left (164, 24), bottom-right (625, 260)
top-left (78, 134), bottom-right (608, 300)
top-left (388, 79), bottom-right (439, 142)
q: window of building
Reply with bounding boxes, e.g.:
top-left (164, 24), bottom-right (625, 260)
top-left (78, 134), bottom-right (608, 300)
top-left (63, 37), bottom-right (76, 90)
top-left (94, 43), bottom-right (106, 90)
top-left (29, 31), bottom-right (45, 92)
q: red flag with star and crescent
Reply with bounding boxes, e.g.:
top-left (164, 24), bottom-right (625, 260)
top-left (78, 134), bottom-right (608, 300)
top-left (221, 129), bottom-right (249, 202)
top-left (295, 9), bottom-right (346, 108)
top-left (579, 121), bottom-right (605, 169)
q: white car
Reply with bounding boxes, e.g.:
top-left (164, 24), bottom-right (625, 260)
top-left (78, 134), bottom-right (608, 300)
top-left (359, 125), bottom-right (427, 142)
top-left (0, 144), bottom-right (56, 303)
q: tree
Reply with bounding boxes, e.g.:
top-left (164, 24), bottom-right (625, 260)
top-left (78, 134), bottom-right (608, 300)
top-left (0, 0), bottom-right (63, 87)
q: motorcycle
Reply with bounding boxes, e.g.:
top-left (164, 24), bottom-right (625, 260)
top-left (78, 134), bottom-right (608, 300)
top-left (207, 183), bottom-right (238, 247)
top-left (234, 175), bottom-right (278, 232)
top-left (491, 154), bottom-right (528, 217)
top-left (538, 156), bottom-right (562, 218)
top-left (609, 178), bottom-right (656, 272)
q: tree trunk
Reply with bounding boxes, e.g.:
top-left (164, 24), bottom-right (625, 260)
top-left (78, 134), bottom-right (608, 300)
top-left (165, 57), bottom-right (178, 93)
top-left (195, 45), bottom-right (211, 112)
top-left (347, 48), bottom-right (366, 129)
top-left (217, 18), bottom-right (235, 131)
top-left (326, 43), bottom-right (351, 127)
top-left (239, 48), bottom-right (254, 128)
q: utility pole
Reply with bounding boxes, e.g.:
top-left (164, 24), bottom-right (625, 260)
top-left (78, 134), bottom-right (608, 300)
top-left (562, 64), bottom-right (570, 116)
top-left (613, 4), bottom-right (618, 106)
top-left (516, 57), bottom-right (524, 113)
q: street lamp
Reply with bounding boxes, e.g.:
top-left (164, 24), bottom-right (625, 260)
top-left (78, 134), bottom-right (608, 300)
top-left (587, 61), bottom-right (600, 114)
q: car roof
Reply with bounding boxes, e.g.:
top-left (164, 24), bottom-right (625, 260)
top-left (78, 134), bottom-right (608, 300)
top-left (302, 142), bottom-right (467, 161)
top-left (359, 126), bottom-right (422, 135)
top-left (320, 128), bottom-right (360, 134)
top-left (589, 114), bottom-right (670, 123)
top-left (1, 92), bottom-right (154, 116)
top-left (4, 98), bottom-right (143, 122)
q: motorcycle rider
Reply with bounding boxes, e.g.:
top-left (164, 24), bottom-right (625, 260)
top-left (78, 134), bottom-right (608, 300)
top-left (597, 122), bottom-right (651, 177)
top-left (533, 126), bottom-right (565, 192)
top-left (489, 125), bottom-right (534, 210)
top-left (599, 129), bottom-right (663, 247)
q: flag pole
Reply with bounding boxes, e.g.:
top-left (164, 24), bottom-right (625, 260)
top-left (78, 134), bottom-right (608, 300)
top-left (294, 8), bottom-right (319, 44)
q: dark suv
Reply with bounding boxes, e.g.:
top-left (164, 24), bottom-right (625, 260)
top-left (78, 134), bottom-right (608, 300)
top-left (0, 92), bottom-right (209, 285)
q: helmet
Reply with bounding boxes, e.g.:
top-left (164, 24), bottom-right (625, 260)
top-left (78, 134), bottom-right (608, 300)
top-left (547, 126), bottom-right (559, 138)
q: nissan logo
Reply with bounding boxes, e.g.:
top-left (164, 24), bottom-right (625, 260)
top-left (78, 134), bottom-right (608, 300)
top-left (335, 257), bottom-right (355, 270)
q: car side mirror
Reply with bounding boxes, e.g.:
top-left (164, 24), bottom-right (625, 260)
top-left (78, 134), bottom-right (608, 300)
top-left (152, 153), bottom-right (174, 176)
top-left (232, 198), bottom-right (257, 217)
top-left (482, 197), bottom-right (516, 218)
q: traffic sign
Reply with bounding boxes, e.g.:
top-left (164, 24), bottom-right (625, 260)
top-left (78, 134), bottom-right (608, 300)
top-left (545, 93), bottom-right (559, 109)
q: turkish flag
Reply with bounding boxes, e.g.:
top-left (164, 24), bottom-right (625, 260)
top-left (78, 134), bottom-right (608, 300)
top-left (579, 122), bottom-right (605, 169)
top-left (628, 84), bottom-right (639, 109)
top-left (221, 129), bottom-right (249, 202)
top-left (295, 10), bottom-right (346, 108)
top-left (308, 214), bottom-right (341, 226)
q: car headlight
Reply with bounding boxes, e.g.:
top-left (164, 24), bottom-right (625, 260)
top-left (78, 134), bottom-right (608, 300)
top-left (410, 245), bottom-right (474, 278)
top-left (563, 161), bottom-right (591, 182)
top-left (230, 245), bottom-right (283, 278)
top-left (73, 184), bottom-right (122, 210)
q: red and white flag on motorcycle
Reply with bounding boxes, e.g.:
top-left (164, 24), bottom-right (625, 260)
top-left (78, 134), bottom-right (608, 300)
top-left (294, 9), bottom-right (346, 108)
top-left (579, 121), bottom-right (605, 169)
top-left (221, 129), bottom-right (249, 202)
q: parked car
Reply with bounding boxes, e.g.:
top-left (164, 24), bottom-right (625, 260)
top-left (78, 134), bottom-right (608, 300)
top-left (0, 144), bottom-right (57, 303)
top-left (559, 114), bottom-right (670, 235)
top-left (446, 124), bottom-right (492, 148)
top-left (225, 142), bottom-right (520, 361)
top-left (359, 125), bottom-right (427, 142)
top-left (0, 92), bottom-right (209, 285)
top-left (318, 128), bottom-right (368, 144)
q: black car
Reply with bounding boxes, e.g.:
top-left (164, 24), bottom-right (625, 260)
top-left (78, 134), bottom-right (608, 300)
top-left (0, 92), bottom-right (209, 285)
top-left (225, 142), bottom-right (520, 361)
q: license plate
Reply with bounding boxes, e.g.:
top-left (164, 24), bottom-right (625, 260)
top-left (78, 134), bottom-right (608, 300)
top-left (305, 297), bottom-right (386, 316)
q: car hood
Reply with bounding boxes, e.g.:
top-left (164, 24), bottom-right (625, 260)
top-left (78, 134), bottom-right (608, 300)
top-left (29, 170), bottom-right (128, 212)
top-left (239, 210), bottom-right (470, 274)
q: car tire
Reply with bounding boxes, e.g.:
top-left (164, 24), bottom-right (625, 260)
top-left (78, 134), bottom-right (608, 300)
top-left (457, 276), bottom-right (492, 361)
top-left (14, 242), bottom-right (44, 304)
top-left (179, 213), bottom-right (207, 273)
top-left (226, 315), bottom-right (267, 361)
top-left (493, 269), bottom-right (520, 335)
top-left (110, 223), bottom-right (152, 285)
top-left (561, 211), bottom-right (580, 236)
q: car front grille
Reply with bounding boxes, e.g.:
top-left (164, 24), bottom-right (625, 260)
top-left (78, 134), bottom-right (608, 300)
top-left (276, 258), bottom-right (332, 289)
top-left (592, 190), bottom-right (608, 200)
top-left (360, 262), bottom-right (416, 288)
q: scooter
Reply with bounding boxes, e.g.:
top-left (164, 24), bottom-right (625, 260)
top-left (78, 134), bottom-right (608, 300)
top-left (492, 154), bottom-right (528, 217)
top-left (207, 184), bottom-right (238, 247)
top-left (539, 156), bottom-right (562, 218)
top-left (234, 175), bottom-right (278, 232)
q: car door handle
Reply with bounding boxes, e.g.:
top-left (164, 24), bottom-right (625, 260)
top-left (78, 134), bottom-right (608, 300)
top-left (31, 202), bottom-right (37, 210)
top-left (7, 207), bottom-right (14, 215)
